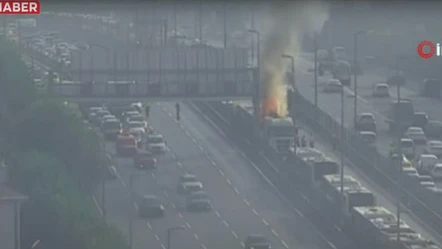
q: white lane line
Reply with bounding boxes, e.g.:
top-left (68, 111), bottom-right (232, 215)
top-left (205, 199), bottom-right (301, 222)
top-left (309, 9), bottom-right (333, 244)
top-left (171, 203), bottom-right (176, 209)
top-left (234, 188), bottom-right (240, 194)
top-left (155, 234), bottom-right (160, 241)
top-left (198, 145), bottom-right (203, 151)
top-left (232, 231), bottom-right (238, 238)
top-left (259, 152), bottom-right (280, 173)
top-left (167, 112), bottom-right (173, 118)
top-left (218, 169), bottom-right (225, 176)
top-left (252, 209), bottom-right (259, 216)
top-left (178, 213), bottom-right (183, 218)
top-left (186, 131), bottom-right (191, 136)
top-left (271, 229), bottom-right (279, 238)
top-left (222, 220), bottom-right (229, 227)
top-left (215, 211), bottom-right (221, 218)
top-left (151, 173), bottom-right (156, 179)
top-left (161, 244), bottom-right (166, 249)
top-left (134, 203), bottom-right (139, 210)
top-left (92, 196), bottom-right (103, 216)
top-left (294, 208), bottom-right (305, 217)
top-left (281, 240), bottom-right (289, 249)
top-left (244, 199), bottom-right (250, 206)
top-left (262, 219), bottom-right (269, 226)
top-left (201, 244), bottom-right (207, 249)
top-left (179, 124), bottom-right (184, 129)
top-left (226, 179), bottom-right (232, 186)
top-left (241, 242), bottom-right (245, 248)
top-left (177, 162), bottom-right (182, 168)
top-left (172, 154), bottom-right (176, 160)
top-left (211, 160), bottom-right (216, 166)
top-left (328, 241), bottom-right (337, 249)
top-left (185, 222), bottom-right (192, 228)
top-left (192, 138), bottom-right (198, 144)
top-left (194, 234), bottom-right (199, 240)
top-left (147, 222), bottom-right (152, 229)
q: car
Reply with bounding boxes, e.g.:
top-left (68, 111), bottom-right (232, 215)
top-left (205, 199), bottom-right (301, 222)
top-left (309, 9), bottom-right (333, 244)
top-left (180, 174), bottom-right (198, 183)
top-left (186, 199), bottom-right (213, 212)
top-left (138, 195), bottom-right (165, 218)
top-left (402, 167), bottom-right (419, 179)
top-left (355, 113), bottom-right (376, 132)
top-left (89, 106), bottom-right (103, 114)
top-left (127, 115), bottom-right (147, 128)
top-left (100, 115), bottom-right (117, 126)
top-left (122, 111), bottom-right (140, 121)
top-left (417, 154), bottom-right (438, 173)
top-left (101, 119), bottom-right (122, 140)
top-left (323, 79), bottom-right (343, 93)
top-left (133, 150), bottom-right (157, 169)
top-left (359, 131), bottom-right (376, 146)
top-left (399, 138), bottom-right (415, 159)
top-left (126, 121), bottom-right (146, 145)
top-left (404, 127), bottom-right (427, 144)
top-left (116, 133), bottom-right (138, 157)
top-left (244, 235), bottom-right (271, 249)
top-left (420, 181), bottom-right (436, 189)
top-left (430, 163), bottom-right (442, 180)
top-left (424, 120), bottom-right (442, 138)
top-left (187, 191), bottom-right (210, 202)
top-left (130, 102), bottom-right (143, 113)
top-left (93, 110), bottom-right (111, 125)
top-left (425, 140), bottom-right (442, 158)
top-left (412, 112), bottom-right (429, 129)
top-left (146, 133), bottom-right (167, 153)
top-left (418, 175), bottom-right (434, 184)
top-left (178, 181), bottom-right (203, 195)
top-left (372, 83), bottom-right (390, 97)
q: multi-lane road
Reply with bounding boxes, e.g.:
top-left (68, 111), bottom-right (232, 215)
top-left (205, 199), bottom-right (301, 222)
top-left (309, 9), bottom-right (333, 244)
top-left (93, 102), bottom-right (337, 249)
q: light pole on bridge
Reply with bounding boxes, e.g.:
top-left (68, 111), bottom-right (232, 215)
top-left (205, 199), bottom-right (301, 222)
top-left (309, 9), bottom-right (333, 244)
top-left (248, 29), bottom-right (260, 120)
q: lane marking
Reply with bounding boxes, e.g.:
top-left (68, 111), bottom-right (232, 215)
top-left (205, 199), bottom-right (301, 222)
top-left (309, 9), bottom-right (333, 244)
top-left (147, 222), bottom-right (152, 229)
top-left (328, 241), bottom-right (337, 249)
top-left (171, 203), bottom-right (176, 209)
top-left (211, 160), bottom-right (216, 166)
top-left (294, 208), bottom-right (305, 217)
top-left (232, 231), bottom-right (238, 238)
top-left (194, 234), bottom-right (199, 240)
top-left (152, 173), bottom-right (156, 180)
top-left (163, 190), bottom-right (168, 198)
top-left (192, 138), bottom-right (198, 144)
top-left (178, 213), bottom-right (183, 218)
top-left (271, 229), bottom-right (279, 237)
top-left (281, 240), bottom-right (289, 249)
top-left (244, 199), bottom-right (250, 206)
top-left (92, 196), bottom-right (103, 216)
top-left (226, 179), bottom-right (232, 186)
top-left (179, 124), bottom-right (184, 129)
top-left (185, 222), bottom-right (192, 228)
top-left (241, 242), bottom-right (245, 248)
top-left (234, 188), bottom-right (240, 195)
top-left (155, 234), bottom-right (160, 241)
top-left (252, 209), bottom-right (259, 216)
top-left (201, 244), bottom-right (207, 249)
top-left (186, 131), bottom-right (191, 136)
top-left (262, 219), bottom-right (269, 226)
top-left (177, 162), bottom-right (183, 168)
top-left (172, 154), bottom-right (176, 160)
top-left (218, 169), bottom-right (225, 176)
top-left (222, 220), bottom-right (229, 227)
top-left (167, 112), bottom-right (173, 118)
top-left (161, 244), bottom-right (166, 249)
top-left (198, 145), bottom-right (203, 151)
top-left (215, 211), bottom-right (221, 218)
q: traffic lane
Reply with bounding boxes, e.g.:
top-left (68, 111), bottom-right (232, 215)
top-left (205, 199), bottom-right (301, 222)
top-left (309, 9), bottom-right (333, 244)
top-left (148, 103), bottom-right (299, 249)
top-left (92, 153), bottom-right (164, 249)
top-left (104, 143), bottom-right (203, 249)
top-left (161, 102), bottom-right (338, 249)
top-left (305, 125), bottom-right (442, 245)
top-left (108, 124), bottom-right (242, 249)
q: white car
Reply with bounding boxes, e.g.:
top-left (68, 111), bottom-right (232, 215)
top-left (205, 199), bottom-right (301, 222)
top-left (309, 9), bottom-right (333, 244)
top-left (146, 133), bottom-right (167, 153)
top-left (425, 140), bottom-right (442, 158)
top-left (431, 164), bottom-right (442, 180)
top-left (405, 127), bottom-right (427, 144)
top-left (126, 121), bottom-right (146, 144)
top-left (417, 154), bottom-right (438, 173)
top-left (402, 167), bottom-right (419, 178)
top-left (399, 138), bottom-right (415, 159)
top-left (178, 181), bottom-right (203, 195)
top-left (324, 79), bottom-right (343, 93)
top-left (359, 131), bottom-right (376, 146)
top-left (372, 83), bottom-right (390, 97)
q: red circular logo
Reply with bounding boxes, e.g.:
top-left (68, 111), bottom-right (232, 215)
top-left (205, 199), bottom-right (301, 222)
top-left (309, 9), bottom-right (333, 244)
top-left (417, 40), bottom-right (435, 59)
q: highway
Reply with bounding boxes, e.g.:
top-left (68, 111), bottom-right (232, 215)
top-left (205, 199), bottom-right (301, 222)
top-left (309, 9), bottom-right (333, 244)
top-left (91, 102), bottom-right (339, 249)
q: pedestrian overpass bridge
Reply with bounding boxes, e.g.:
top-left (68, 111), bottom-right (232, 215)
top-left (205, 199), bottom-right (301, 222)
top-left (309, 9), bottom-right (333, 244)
top-left (33, 45), bottom-right (257, 102)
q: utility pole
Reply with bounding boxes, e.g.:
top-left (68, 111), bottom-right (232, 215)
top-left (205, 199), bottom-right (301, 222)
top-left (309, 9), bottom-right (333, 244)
top-left (128, 175), bottom-right (134, 249)
top-left (198, 0), bottom-right (202, 43)
top-left (223, 2), bottom-right (227, 48)
top-left (314, 32), bottom-right (318, 108)
top-left (100, 135), bottom-right (106, 220)
top-left (173, 2), bottom-right (177, 33)
top-left (340, 85), bottom-right (345, 196)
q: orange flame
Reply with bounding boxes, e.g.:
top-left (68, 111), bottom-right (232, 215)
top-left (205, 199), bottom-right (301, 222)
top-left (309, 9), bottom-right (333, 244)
top-left (260, 95), bottom-right (279, 121)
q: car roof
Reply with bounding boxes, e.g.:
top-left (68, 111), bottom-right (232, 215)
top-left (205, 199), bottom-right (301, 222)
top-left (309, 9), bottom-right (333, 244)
top-left (328, 79), bottom-right (341, 85)
top-left (375, 83), bottom-right (388, 87)
top-left (408, 127), bottom-right (423, 131)
top-left (181, 174), bottom-right (197, 179)
top-left (401, 138), bottom-right (413, 142)
top-left (360, 112), bottom-right (374, 117)
top-left (429, 140), bottom-right (442, 145)
top-left (183, 181), bottom-right (202, 186)
top-left (359, 131), bottom-right (376, 136)
top-left (420, 154), bottom-right (438, 159)
top-left (143, 195), bottom-right (158, 200)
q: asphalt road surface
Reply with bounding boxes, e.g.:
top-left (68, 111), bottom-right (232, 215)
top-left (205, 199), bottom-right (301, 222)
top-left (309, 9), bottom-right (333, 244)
top-left (93, 102), bottom-right (338, 249)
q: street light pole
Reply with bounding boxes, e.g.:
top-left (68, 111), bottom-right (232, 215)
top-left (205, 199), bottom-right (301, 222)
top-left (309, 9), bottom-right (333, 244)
top-left (282, 54), bottom-right (295, 88)
top-left (223, 2), bottom-right (227, 48)
top-left (340, 85), bottom-right (345, 195)
top-left (166, 226), bottom-right (186, 249)
top-left (314, 32), bottom-right (318, 108)
top-left (128, 175), bottom-right (134, 249)
top-left (173, 2), bottom-right (177, 34)
top-left (198, 0), bottom-right (202, 43)
top-left (248, 29), bottom-right (260, 119)
top-left (353, 30), bottom-right (364, 128)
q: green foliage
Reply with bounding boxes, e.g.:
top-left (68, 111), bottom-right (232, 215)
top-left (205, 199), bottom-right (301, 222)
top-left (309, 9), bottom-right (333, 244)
top-left (0, 38), bottom-right (129, 249)
top-left (10, 99), bottom-right (102, 190)
top-left (12, 150), bottom-right (128, 249)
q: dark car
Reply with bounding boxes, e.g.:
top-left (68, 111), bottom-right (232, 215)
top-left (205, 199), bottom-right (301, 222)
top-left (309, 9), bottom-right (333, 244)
top-left (133, 150), bottom-right (157, 169)
top-left (244, 235), bottom-right (271, 249)
top-left (413, 112), bottom-right (429, 129)
top-left (425, 121), bottom-right (442, 138)
top-left (138, 195), bottom-right (165, 218)
top-left (101, 120), bottom-right (122, 140)
top-left (186, 199), bottom-right (212, 212)
top-left (187, 191), bottom-right (210, 202)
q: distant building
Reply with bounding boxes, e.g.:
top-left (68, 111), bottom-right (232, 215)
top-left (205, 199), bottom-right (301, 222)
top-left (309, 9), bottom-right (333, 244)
top-left (0, 160), bottom-right (28, 249)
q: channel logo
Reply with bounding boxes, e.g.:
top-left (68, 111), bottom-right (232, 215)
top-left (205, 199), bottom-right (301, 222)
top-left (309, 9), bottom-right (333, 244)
top-left (417, 40), bottom-right (440, 59)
